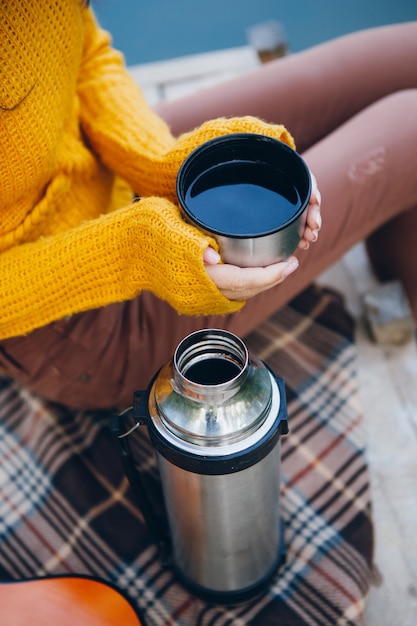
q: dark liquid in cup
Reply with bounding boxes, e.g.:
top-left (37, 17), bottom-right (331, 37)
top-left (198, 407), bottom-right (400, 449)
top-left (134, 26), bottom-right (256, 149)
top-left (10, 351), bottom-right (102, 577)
top-left (185, 358), bottom-right (241, 385)
top-left (185, 160), bottom-right (301, 236)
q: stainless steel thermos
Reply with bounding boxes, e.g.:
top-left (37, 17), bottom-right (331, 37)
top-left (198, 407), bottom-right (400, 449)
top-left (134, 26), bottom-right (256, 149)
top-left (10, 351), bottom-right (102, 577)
top-left (113, 328), bottom-right (288, 604)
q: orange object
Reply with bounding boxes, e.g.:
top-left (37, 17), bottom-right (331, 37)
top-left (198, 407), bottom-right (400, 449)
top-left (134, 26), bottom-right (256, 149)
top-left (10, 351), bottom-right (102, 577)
top-left (0, 576), bottom-right (143, 626)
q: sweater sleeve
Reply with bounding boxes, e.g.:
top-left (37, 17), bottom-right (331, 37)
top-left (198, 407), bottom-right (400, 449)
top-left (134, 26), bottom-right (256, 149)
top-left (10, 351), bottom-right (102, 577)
top-left (0, 197), bottom-right (243, 340)
top-left (77, 9), bottom-right (296, 201)
top-left (76, 8), bottom-right (177, 191)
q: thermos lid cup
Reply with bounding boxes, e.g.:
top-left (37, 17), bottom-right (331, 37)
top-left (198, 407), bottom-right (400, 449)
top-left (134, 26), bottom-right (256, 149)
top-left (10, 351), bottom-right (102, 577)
top-left (176, 133), bottom-right (312, 267)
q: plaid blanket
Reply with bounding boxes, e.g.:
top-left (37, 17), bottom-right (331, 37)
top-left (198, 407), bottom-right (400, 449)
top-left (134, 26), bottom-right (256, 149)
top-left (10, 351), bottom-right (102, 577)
top-left (0, 285), bottom-right (373, 625)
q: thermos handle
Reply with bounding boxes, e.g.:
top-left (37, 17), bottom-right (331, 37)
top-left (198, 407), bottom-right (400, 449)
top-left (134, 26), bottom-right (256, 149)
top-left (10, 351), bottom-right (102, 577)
top-left (110, 392), bottom-right (172, 565)
top-left (268, 369), bottom-right (289, 436)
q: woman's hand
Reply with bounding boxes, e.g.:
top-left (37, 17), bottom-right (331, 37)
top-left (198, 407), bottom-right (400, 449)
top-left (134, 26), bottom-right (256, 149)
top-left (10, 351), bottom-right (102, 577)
top-left (203, 170), bottom-right (322, 302)
top-left (203, 249), bottom-right (300, 301)
top-left (297, 172), bottom-right (322, 250)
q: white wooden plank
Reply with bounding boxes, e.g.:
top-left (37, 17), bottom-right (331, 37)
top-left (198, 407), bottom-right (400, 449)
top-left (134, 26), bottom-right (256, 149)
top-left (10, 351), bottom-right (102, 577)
top-left (137, 84), bottom-right (162, 107)
top-left (339, 245), bottom-right (417, 626)
top-left (128, 45), bottom-right (259, 89)
top-left (319, 247), bottom-right (417, 626)
top-left (364, 464), bottom-right (417, 626)
top-left (162, 69), bottom-right (250, 101)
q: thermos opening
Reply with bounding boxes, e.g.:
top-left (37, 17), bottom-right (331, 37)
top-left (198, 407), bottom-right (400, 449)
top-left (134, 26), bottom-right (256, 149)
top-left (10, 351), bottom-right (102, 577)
top-left (183, 357), bottom-right (241, 385)
top-left (173, 329), bottom-right (248, 397)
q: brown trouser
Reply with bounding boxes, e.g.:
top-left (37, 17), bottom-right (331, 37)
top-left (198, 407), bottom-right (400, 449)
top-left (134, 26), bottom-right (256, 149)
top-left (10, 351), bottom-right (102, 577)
top-left (2, 22), bottom-right (417, 409)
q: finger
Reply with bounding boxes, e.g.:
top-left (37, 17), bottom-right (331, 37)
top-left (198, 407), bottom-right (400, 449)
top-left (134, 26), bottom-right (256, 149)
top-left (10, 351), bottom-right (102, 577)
top-left (203, 246), bottom-right (221, 265)
top-left (310, 185), bottom-right (321, 206)
top-left (310, 171), bottom-right (318, 201)
top-left (305, 200), bottom-right (322, 231)
top-left (297, 238), bottom-right (310, 251)
top-left (309, 172), bottom-right (320, 203)
top-left (301, 223), bottom-right (319, 244)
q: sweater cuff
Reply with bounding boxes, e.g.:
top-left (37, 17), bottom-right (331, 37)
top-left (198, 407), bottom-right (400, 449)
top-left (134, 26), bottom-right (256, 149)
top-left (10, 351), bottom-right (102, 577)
top-left (139, 116), bottom-right (296, 201)
top-left (128, 197), bottom-right (245, 316)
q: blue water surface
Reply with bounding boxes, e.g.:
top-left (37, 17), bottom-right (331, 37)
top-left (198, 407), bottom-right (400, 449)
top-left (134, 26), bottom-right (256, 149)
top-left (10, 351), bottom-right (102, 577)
top-left (93, 0), bottom-right (417, 66)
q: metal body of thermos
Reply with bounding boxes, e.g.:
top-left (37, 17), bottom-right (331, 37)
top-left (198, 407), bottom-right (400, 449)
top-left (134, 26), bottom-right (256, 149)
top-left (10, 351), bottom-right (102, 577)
top-left (115, 329), bottom-right (288, 604)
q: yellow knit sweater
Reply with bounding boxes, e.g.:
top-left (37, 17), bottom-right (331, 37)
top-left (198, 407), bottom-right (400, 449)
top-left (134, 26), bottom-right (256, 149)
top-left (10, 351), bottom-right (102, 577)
top-left (0, 0), bottom-right (295, 340)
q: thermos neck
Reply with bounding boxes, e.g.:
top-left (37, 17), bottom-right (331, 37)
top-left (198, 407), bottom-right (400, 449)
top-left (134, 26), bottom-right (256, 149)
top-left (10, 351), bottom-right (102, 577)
top-left (172, 329), bottom-right (249, 404)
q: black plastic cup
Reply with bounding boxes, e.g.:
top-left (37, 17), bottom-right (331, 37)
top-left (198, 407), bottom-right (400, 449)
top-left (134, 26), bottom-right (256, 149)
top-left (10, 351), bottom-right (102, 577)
top-left (176, 133), bottom-right (312, 267)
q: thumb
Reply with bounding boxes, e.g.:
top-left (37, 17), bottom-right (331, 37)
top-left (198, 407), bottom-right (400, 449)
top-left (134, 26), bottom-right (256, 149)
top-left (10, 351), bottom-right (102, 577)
top-left (203, 246), bottom-right (222, 265)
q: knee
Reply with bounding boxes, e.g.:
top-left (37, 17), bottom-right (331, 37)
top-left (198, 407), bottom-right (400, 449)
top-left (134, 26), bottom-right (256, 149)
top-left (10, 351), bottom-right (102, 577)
top-left (376, 88), bottom-right (417, 123)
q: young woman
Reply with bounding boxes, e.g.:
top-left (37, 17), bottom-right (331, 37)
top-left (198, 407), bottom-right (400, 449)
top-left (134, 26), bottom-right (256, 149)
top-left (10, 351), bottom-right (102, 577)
top-left (0, 1), bottom-right (416, 409)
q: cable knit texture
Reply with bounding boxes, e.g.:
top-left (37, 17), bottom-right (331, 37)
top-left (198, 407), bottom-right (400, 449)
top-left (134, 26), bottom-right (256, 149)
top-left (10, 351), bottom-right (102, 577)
top-left (0, 0), bottom-right (295, 340)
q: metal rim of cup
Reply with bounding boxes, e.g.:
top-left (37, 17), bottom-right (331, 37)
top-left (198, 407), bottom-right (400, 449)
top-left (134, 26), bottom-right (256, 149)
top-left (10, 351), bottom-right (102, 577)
top-left (176, 133), bottom-right (312, 239)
